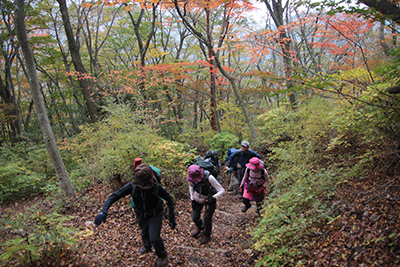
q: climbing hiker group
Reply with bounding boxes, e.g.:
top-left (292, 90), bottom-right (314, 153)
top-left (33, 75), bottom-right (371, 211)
top-left (94, 140), bottom-right (270, 267)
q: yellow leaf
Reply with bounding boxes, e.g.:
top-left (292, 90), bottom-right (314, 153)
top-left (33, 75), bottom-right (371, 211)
top-left (76, 228), bottom-right (94, 238)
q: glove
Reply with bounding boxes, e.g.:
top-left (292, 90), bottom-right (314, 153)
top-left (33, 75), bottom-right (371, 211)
top-left (207, 196), bottom-right (216, 204)
top-left (256, 186), bottom-right (266, 195)
top-left (229, 167), bottom-right (233, 171)
top-left (169, 216), bottom-right (177, 229)
top-left (94, 212), bottom-right (107, 225)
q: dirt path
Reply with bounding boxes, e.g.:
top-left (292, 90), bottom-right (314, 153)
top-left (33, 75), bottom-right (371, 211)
top-left (64, 176), bottom-right (261, 267)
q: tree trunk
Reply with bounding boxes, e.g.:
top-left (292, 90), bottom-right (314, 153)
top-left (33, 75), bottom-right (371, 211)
top-left (14, 0), bottom-right (76, 198)
top-left (56, 0), bottom-right (98, 123)
top-left (263, 0), bottom-right (297, 109)
top-left (212, 50), bottom-right (258, 140)
top-left (359, 0), bottom-right (400, 24)
top-left (206, 7), bottom-right (219, 132)
top-left (127, 3), bottom-right (158, 97)
top-left (172, 0), bottom-right (256, 138)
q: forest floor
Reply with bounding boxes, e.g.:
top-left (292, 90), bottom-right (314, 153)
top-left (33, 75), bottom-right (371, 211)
top-left (1, 173), bottom-right (261, 267)
top-left (68, 178), bottom-right (260, 267)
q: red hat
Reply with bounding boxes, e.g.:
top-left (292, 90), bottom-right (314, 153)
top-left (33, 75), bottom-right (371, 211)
top-left (186, 165), bottom-right (204, 183)
top-left (246, 157), bottom-right (263, 170)
top-left (134, 158), bottom-right (142, 170)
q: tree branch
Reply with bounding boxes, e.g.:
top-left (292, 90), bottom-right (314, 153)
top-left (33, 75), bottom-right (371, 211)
top-left (359, 0), bottom-right (400, 24)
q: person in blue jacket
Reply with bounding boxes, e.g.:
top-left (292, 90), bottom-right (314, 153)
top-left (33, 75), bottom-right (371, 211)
top-left (94, 164), bottom-right (176, 267)
top-left (227, 141), bottom-right (260, 198)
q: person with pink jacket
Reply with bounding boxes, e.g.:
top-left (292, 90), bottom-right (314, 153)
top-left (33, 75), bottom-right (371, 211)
top-left (240, 157), bottom-right (270, 215)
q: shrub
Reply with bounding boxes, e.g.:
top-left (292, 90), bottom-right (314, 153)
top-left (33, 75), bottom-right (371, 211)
top-left (65, 104), bottom-right (192, 197)
top-left (0, 143), bottom-right (56, 202)
top-left (208, 131), bottom-right (239, 157)
top-left (253, 96), bottom-right (383, 266)
top-left (0, 207), bottom-right (76, 266)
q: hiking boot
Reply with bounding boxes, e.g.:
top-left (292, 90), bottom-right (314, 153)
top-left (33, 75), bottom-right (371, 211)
top-left (190, 227), bottom-right (201, 238)
top-left (157, 256), bottom-right (168, 267)
top-left (139, 246), bottom-right (151, 255)
top-left (199, 235), bottom-right (211, 245)
top-left (242, 204), bottom-right (251, 213)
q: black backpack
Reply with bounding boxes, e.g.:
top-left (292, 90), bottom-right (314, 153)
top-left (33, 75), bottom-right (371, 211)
top-left (204, 150), bottom-right (218, 159)
top-left (130, 183), bottom-right (163, 212)
top-left (194, 160), bottom-right (219, 181)
top-left (186, 154), bottom-right (205, 167)
top-left (193, 173), bottom-right (214, 196)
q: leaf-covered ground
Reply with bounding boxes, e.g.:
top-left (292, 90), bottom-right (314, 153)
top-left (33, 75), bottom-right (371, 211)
top-left (299, 144), bottom-right (400, 266)
top-left (67, 180), bottom-right (260, 267)
top-left (0, 173), bottom-right (261, 267)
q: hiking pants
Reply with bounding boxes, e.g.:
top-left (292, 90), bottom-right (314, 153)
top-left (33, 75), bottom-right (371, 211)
top-left (243, 198), bottom-right (263, 214)
top-left (228, 171), bottom-right (239, 192)
top-left (191, 200), bottom-right (216, 237)
top-left (238, 168), bottom-right (244, 185)
top-left (137, 210), bottom-right (167, 258)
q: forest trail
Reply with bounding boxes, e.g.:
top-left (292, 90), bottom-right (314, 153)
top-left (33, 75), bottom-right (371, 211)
top-left (63, 173), bottom-right (261, 267)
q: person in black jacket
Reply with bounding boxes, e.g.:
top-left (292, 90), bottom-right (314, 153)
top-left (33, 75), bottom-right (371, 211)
top-left (94, 164), bottom-right (176, 267)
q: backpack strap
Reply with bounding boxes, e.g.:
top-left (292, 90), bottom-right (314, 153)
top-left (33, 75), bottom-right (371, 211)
top-left (194, 172), bottom-right (212, 196)
top-left (246, 168), bottom-right (265, 181)
top-left (130, 183), bottom-right (163, 211)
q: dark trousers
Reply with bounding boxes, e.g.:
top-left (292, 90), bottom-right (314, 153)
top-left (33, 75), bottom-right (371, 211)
top-left (238, 168), bottom-right (244, 185)
top-left (136, 211), bottom-right (167, 258)
top-left (243, 198), bottom-right (263, 214)
top-left (191, 200), bottom-right (216, 237)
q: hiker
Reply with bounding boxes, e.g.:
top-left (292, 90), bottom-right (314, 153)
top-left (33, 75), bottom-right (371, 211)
top-left (204, 150), bottom-right (221, 169)
top-left (134, 158), bottom-right (162, 183)
top-left (225, 148), bottom-right (239, 193)
top-left (240, 157), bottom-right (270, 215)
top-left (187, 164), bottom-right (225, 245)
top-left (94, 164), bottom-right (176, 267)
top-left (227, 141), bottom-right (261, 198)
top-left (204, 153), bottom-right (221, 182)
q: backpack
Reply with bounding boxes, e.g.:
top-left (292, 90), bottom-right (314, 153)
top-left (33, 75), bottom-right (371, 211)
top-left (130, 183), bottom-right (163, 212)
top-left (227, 148), bottom-right (237, 157)
top-left (150, 165), bottom-right (162, 183)
top-left (246, 167), bottom-right (266, 180)
top-left (186, 154), bottom-right (205, 167)
top-left (205, 150), bottom-right (218, 159)
top-left (246, 160), bottom-right (266, 182)
top-left (194, 160), bottom-right (219, 181)
top-left (226, 148), bottom-right (237, 163)
top-left (192, 172), bottom-right (217, 203)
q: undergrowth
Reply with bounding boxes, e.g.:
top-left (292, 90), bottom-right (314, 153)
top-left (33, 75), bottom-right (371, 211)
top-left (253, 96), bottom-right (387, 266)
top-left (0, 205), bottom-right (78, 267)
